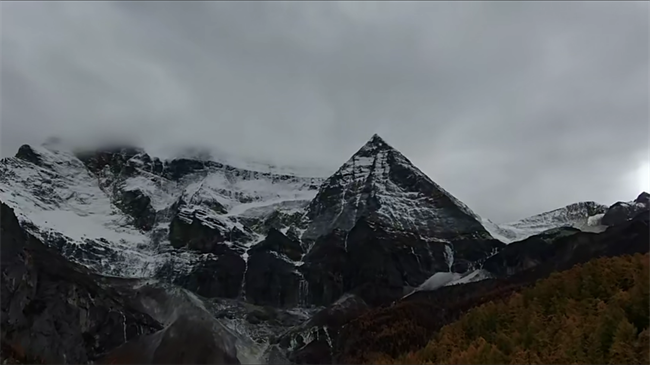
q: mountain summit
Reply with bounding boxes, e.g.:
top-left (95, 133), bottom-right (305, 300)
top-left (0, 136), bottom-right (616, 310)
top-left (302, 134), bottom-right (490, 243)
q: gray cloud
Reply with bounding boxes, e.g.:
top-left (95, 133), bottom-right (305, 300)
top-left (1, 1), bottom-right (648, 222)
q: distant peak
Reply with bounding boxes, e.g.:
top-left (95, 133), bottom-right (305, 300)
top-left (357, 134), bottom-right (396, 155)
top-left (15, 144), bottom-right (43, 165)
top-left (635, 191), bottom-right (649, 204)
top-left (367, 133), bottom-right (388, 146)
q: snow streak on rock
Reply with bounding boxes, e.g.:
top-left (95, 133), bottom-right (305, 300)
top-left (303, 134), bottom-right (491, 242)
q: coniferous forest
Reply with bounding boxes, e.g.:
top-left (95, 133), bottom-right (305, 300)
top-left (362, 253), bottom-right (649, 365)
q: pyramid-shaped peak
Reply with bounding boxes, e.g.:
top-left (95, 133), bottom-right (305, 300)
top-left (365, 133), bottom-right (391, 148)
top-left (356, 134), bottom-right (399, 158)
top-left (369, 133), bottom-right (385, 143)
top-left (303, 132), bottom-right (488, 242)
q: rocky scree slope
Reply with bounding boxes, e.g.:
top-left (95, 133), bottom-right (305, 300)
top-left (1, 202), bottom-right (161, 364)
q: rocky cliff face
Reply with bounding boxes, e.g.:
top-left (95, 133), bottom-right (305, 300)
top-left (0, 202), bottom-right (162, 363)
top-left (0, 135), bottom-right (511, 310)
top-left (294, 135), bottom-right (504, 306)
top-left (0, 202), bottom-right (279, 364)
top-left (601, 191), bottom-right (649, 226)
top-left (0, 142), bottom-right (322, 303)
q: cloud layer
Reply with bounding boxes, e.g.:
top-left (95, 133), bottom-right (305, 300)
top-left (1, 2), bottom-right (648, 222)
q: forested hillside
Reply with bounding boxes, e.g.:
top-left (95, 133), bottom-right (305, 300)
top-left (366, 253), bottom-right (649, 364)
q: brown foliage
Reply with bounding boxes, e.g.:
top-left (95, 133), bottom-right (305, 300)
top-left (364, 253), bottom-right (650, 365)
top-left (0, 342), bottom-right (46, 364)
top-left (337, 277), bottom-right (528, 363)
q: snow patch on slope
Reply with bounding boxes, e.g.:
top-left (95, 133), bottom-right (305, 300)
top-left (481, 202), bottom-right (609, 244)
top-left (402, 268), bottom-right (493, 299)
top-left (418, 272), bottom-right (462, 291)
top-left (446, 269), bottom-right (492, 286)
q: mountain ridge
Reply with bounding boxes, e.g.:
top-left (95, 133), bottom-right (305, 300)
top-left (1, 134), bottom-right (648, 365)
top-left (0, 134), bottom-right (625, 305)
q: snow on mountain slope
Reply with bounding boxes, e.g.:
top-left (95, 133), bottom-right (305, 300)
top-left (303, 134), bottom-right (492, 243)
top-left (0, 137), bottom-right (619, 296)
top-left (0, 145), bottom-right (159, 276)
top-left (177, 167), bottom-right (320, 218)
top-left (154, 145), bottom-right (333, 179)
top-left (0, 143), bottom-right (324, 278)
top-left (481, 201), bottom-right (609, 244)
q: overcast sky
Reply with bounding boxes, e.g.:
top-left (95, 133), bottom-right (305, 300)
top-left (1, 1), bottom-right (648, 222)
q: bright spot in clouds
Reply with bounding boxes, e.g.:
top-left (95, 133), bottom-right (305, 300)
top-left (637, 161), bottom-right (650, 193)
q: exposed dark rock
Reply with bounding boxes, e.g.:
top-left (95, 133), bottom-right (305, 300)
top-left (98, 314), bottom-right (241, 365)
top-left (635, 191), bottom-right (650, 205)
top-left (245, 308), bottom-right (275, 325)
top-left (482, 227), bottom-right (581, 277)
top-left (113, 189), bottom-right (156, 231)
top-left (75, 146), bottom-right (144, 181)
top-left (301, 217), bottom-right (503, 307)
top-left (207, 297), bottom-right (313, 345)
top-left (168, 210), bottom-right (250, 254)
top-left (289, 339), bottom-right (332, 365)
top-left (285, 226), bottom-right (303, 242)
top-left (162, 158), bottom-right (209, 181)
top-left (601, 196), bottom-right (649, 226)
top-left (170, 250), bottom-right (246, 299)
top-left (250, 228), bottom-right (304, 261)
top-left (244, 250), bottom-right (301, 308)
top-left (263, 211), bottom-right (307, 233)
top-left (278, 293), bottom-right (369, 364)
top-left (0, 202), bottom-right (162, 364)
top-left (14, 144), bottom-right (43, 166)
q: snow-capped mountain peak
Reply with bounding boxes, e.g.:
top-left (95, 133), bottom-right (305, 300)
top-left (1, 136), bottom-right (638, 314)
top-left (302, 134), bottom-right (491, 242)
top-left (481, 201), bottom-right (609, 244)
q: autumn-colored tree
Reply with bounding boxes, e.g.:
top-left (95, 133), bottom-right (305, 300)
top-left (368, 253), bottom-right (650, 365)
top-left (609, 318), bottom-right (640, 364)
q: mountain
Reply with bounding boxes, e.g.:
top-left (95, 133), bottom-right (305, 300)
top-left (293, 135), bottom-right (510, 306)
top-left (480, 201), bottom-right (609, 243)
top-left (334, 211), bottom-right (649, 364)
top-left (0, 202), bottom-right (283, 364)
top-left (1, 133), bottom-right (641, 364)
top-left (601, 191), bottom-right (650, 226)
top-left (0, 202), bottom-right (161, 364)
top-left (0, 136), bottom-right (617, 305)
top-left (2, 142), bottom-right (322, 279)
top-left (303, 134), bottom-right (491, 243)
